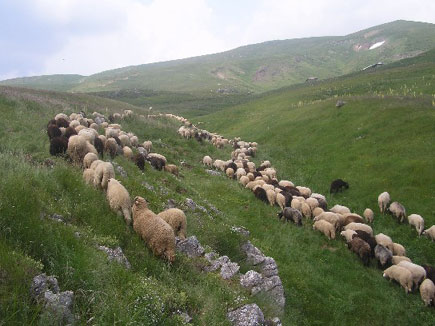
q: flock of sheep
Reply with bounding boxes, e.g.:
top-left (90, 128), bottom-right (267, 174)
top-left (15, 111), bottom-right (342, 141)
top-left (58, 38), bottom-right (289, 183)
top-left (47, 111), bottom-right (186, 263)
top-left (156, 113), bottom-right (435, 307)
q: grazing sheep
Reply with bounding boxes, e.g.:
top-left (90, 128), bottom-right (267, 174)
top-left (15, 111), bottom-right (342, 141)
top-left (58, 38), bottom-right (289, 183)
top-left (383, 265), bottom-right (413, 293)
top-left (291, 198), bottom-right (303, 211)
top-left (132, 196), bottom-right (175, 262)
top-left (311, 193), bottom-right (328, 210)
top-left (363, 208), bottom-right (374, 223)
top-left (340, 229), bottom-right (357, 243)
top-left (119, 134), bottom-right (131, 147)
top-left (352, 230), bottom-right (376, 257)
top-left (341, 213), bottom-right (365, 226)
top-left (123, 146), bottom-right (133, 160)
top-left (422, 225), bottom-right (435, 241)
top-left (388, 201), bottom-right (406, 223)
top-left (375, 244), bottom-right (393, 268)
top-left (348, 237), bottom-right (371, 266)
top-left (130, 135), bottom-right (138, 147)
top-left (296, 186), bottom-right (311, 198)
top-left (330, 179), bottom-right (349, 194)
top-left (55, 113), bottom-right (69, 122)
top-left (143, 141), bottom-right (152, 152)
top-left (305, 197), bottom-right (319, 211)
top-left (300, 202), bottom-right (312, 218)
top-left (47, 124), bottom-right (62, 140)
top-left (83, 152), bottom-right (98, 169)
top-left (55, 117), bottom-right (69, 128)
top-left (94, 162), bottom-right (115, 190)
top-left (239, 175), bottom-right (250, 187)
top-left (134, 153), bottom-right (145, 171)
top-left (344, 222), bottom-right (373, 236)
top-left (49, 136), bottom-right (68, 156)
top-left (313, 220), bottom-right (335, 240)
top-left (90, 159), bottom-right (103, 171)
top-left (164, 164), bottom-right (179, 176)
top-left (313, 207), bottom-right (324, 217)
top-left (330, 204), bottom-right (351, 215)
top-left (78, 128), bottom-right (97, 144)
top-left (157, 208), bottom-right (187, 239)
top-left (94, 137), bottom-right (104, 158)
top-left (106, 138), bottom-right (118, 159)
top-left (236, 167), bottom-right (247, 180)
top-left (392, 243), bottom-right (406, 257)
top-left (420, 279), bottom-right (435, 306)
top-left (263, 188), bottom-right (275, 206)
top-left (203, 155), bottom-right (213, 167)
top-left (64, 126), bottom-right (78, 139)
top-left (226, 167), bottom-right (235, 179)
top-left (67, 135), bottom-right (92, 165)
top-left (398, 261), bottom-right (426, 289)
top-left (375, 233), bottom-right (394, 252)
top-left (408, 214), bottom-right (425, 236)
top-left (278, 207), bottom-right (302, 225)
top-left (82, 168), bottom-right (95, 186)
top-left (106, 179), bottom-right (131, 225)
top-left (422, 264), bottom-right (435, 283)
top-left (279, 180), bottom-right (294, 188)
top-left (314, 212), bottom-right (341, 231)
top-left (378, 192), bottom-right (391, 213)
top-left (148, 154), bottom-right (166, 171)
top-left (253, 186), bottom-right (268, 204)
top-left (392, 256), bottom-right (411, 265)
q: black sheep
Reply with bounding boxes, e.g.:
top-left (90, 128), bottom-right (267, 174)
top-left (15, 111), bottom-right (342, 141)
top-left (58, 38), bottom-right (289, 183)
top-left (422, 264), bottom-right (435, 283)
top-left (277, 207), bottom-right (302, 225)
top-left (49, 136), bottom-right (68, 156)
top-left (47, 124), bottom-right (62, 140)
top-left (55, 117), bottom-right (69, 128)
top-left (225, 162), bottom-right (238, 173)
top-left (134, 153), bottom-right (145, 171)
top-left (148, 156), bottom-right (165, 171)
top-left (253, 187), bottom-right (268, 204)
top-left (348, 237), bottom-right (371, 266)
top-left (352, 230), bottom-right (376, 257)
top-left (252, 171), bottom-right (262, 179)
top-left (330, 179), bottom-right (349, 194)
top-left (108, 114), bottom-right (114, 123)
top-left (113, 136), bottom-right (122, 146)
top-left (47, 119), bottom-right (56, 128)
top-left (286, 186), bottom-right (302, 197)
top-left (94, 137), bottom-right (104, 158)
top-left (64, 126), bottom-right (77, 139)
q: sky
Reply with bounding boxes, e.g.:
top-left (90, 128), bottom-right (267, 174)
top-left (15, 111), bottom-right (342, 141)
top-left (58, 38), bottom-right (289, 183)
top-left (1, 0), bottom-right (435, 80)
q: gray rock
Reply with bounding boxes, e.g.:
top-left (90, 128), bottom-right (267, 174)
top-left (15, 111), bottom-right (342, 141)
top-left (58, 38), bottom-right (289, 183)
top-left (336, 100), bottom-right (346, 108)
top-left (175, 310), bottom-right (193, 323)
top-left (185, 198), bottom-right (207, 213)
top-left (205, 169), bottom-right (222, 176)
top-left (227, 303), bottom-right (265, 326)
top-left (252, 276), bottom-right (285, 308)
top-left (221, 262), bottom-right (240, 280)
top-left (166, 199), bottom-right (177, 209)
top-left (30, 274), bottom-right (60, 301)
top-left (204, 252), bottom-right (219, 263)
top-left (176, 236), bottom-right (205, 257)
top-left (240, 271), bottom-right (263, 289)
top-left (241, 241), bottom-right (265, 265)
top-left (98, 245), bottom-right (131, 269)
top-left (231, 226), bottom-right (250, 237)
top-left (115, 164), bottom-right (127, 178)
top-left (259, 257), bottom-right (278, 277)
top-left (49, 214), bottom-right (66, 223)
top-left (141, 181), bottom-right (155, 192)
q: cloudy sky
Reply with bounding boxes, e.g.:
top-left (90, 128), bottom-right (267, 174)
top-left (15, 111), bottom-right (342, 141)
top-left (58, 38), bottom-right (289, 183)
top-left (1, 0), bottom-right (434, 80)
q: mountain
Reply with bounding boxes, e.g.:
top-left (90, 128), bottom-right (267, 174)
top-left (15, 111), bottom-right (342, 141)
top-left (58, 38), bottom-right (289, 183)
top-left (2, 20), bottom-right (435, 94)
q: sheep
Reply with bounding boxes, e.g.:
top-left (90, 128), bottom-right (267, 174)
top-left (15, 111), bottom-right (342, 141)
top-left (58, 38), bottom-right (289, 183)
top-left (134, 153), bottom-right (145, 171)
top-left (47, 124), bottom-right (62, 140)
top-left (363, 208), bottom-right (374, 223)
top-left (67, 135), bottom-right (91, 165)
top-left (375, 244), bottom-right (393, 268)
top-left (422, 264), bottom-right (435, 283)
top-left (392, 256), bottom-right (411, 265)
top-left (82, 169), bottom-right (95, 185)
top-left (69, 120), bottom-right (80, 129)
top-left (408, 214), bottom-right (425, 236)
top-left (157, 208), bottom-right (187, 239)
top-left (78, 128), bottom-right (97, 144)
top-left (105, 127), bottom-right (119, 138)
top-left (296, 186), bottom-right (311, 198)
top-left (420, 279), bottom-right (435, 306)
top-left (314, 212), bottom-right (341, 231)
top-left (94, 162), bottom-right (115, 190)
top-left (305, 197), bottom-right (319, 211)
top-left (148, 154), bottom-right (166, 171)
top-left (311, 193), bottom-right (328, 210)
top-left (392, 243), bottom-right (406, 257)
top-left (106, 138), bottom-right (118, 159)
top-left (83, 152), bottom-right (98, 169)
top-left (422, 225), bottom-right (435, 241)
top-left (375, 233), bottom-right (394, 252)
top-left (246, 180), bottom-right (265, 190)
top-left (313, 220), bottom-right (335, 240)
top-left (213, 159), bottom-right (226, 171)
top-left (312, 207), bottom-right (324, 217)
top-left (130, 135), bottom-right (138, 147)
top-left (132, 196), bottom-right (175, 262)
top-left (123, 146), bottom-right (133, 160)
top-left (203, 155), bottom-right (213, 167)
top-left (266, 189), bottom-right (276, 206)
top-left (94, 137), bottom-right (104, 158)
top-left (279, 180), bottom-right (294, 188)
top-left (348, 237), bottom-right (371, 266)
top-left (90, 159), bottom-right (103, 171)
top-left (388, 201), bottom-right (406, 223)
top-left (143, 141), bottom-right (152, 152)
top-left (300, 202), bottom-right (312, 218)
top-left (253, 186), bottom-right (268, 204)
top-left (246, 162), bottom-right (256, 173)
top-left (291, 198), bottom-right (303, 211)
top-left (49, 136), bottom-right (68, 156)
top-left (119, 134), bottom-right (131, 147)
top-left (343, 222), bottom-right (372, 236)
top-left (398, 261), bottom-right (427, 290)
top-left (164, 164), bottom-right (179, 177)
top-left (278, 207), bottom-right (302, 225)
top-left (106, 178), bottom-right (131, 225)
top-left (226, 167), bottom-right (235, 179)
top-left (330, 179), bottom-right (349, 194)
top-left (64, 126), bottom-right (78, 139)
top-left (330, 204), bottom-right (351, 215)
top-left (352, 230), bottom-right (376, 257)
top-left (236, 168), bottom-right (247, 180)
top-left (378, 192), bottom-right (390, 213)
top-left (341, 213), bottom-right (365, 226)
top-left (383, 265), bottom-right (413, 293)
top-left (239, 175), bottom-right (250, 187)
top-left (340, 229), bottom-right (357, 243)
top-left (55, 113), bottom-right (69, 122)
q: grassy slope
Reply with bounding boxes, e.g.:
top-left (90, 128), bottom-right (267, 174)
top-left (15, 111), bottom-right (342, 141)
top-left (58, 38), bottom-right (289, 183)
top-left (0, 74), bottom-right (86, 92)
top-left (2, 20), bottom-right (435, 95)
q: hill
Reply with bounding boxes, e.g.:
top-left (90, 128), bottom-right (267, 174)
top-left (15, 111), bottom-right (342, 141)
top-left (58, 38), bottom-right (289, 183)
top-left (2, 20), bottom-right (435, 96)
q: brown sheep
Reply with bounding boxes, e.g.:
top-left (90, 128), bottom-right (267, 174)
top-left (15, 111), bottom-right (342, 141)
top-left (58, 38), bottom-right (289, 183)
top-left (157, 208), bottom-right (187, 239)
top-left (348, 237), bottom-right (371, 266)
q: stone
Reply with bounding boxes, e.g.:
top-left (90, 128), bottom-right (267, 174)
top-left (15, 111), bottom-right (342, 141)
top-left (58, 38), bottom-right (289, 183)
top-left (336, 100), bottom-right (346, 108)
top-left (227, 303), bottom-right (265, 326)
top-left (141, 181), bottom-right (155, 192)
top-left (49, 214), bottom-right (66, 223)
top-left (115, 165), bottom-right (127, 178)
top-left (231, 226), bottom-right (250, 237)
top-left (205, 169), bottom-right (222, 176)
top-left (240, 271), bottom-right (263, 289)
top-left (221, 262), bottom-right (240, 280)
top-left (241, 241), bottom-right (265, 265)
top-left (185, 198), bottom-right (207, 213)
top-left (252, 276), bottom-right (285, 308)
top-left (30, 274), bottom-right (60, 301)
top-left (176, 236), bottom-right (205, 257)
top-left (98, 246), bottom-right (131, 269)
top-left (166, 199), bottom-right (177, 209)
top-left (259, 257), bottom-right (278, 277)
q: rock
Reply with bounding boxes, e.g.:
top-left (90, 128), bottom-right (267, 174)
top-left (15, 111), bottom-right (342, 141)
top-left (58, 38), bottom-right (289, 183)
top-left (49, 214), bottom-right (66, 223)
top-left (205, 169), bottom-right (222, 176)
top-left (175, 310), bottom-right (193, 323)
top-left (185, 198), bottom-right (207, 213)
top-left (221, 262), bottom-right (240, 280)
top-left (30, 274), bottom-right (60, 301)
top-left (227, 303), bottom-right (265, 326)
top-left (252, 276), bottom-right (285, 308)
top-left (98, 246), bottom-right (131, 269)
top-left (115, 164), bottom-right (127, 178)
top-left (259, 257), bottom-right (278, 277)
top-left (74, 232), bottom-right (81, 238)
top-left (231, 226), bottom-right (250, 237)
top-left (336, 100), bottom-right (346, 108)
top-left (241, 241), bottom-right (265, 265)
top-left (240, 271), bottom-right (263, 289)
top-left (176, 236), bottom-right (205, 258)
top-left (141, 181), bottom-right (155, 192)
top-left (166, 199), bottom-right (177, 209)
top-left (205, 252), bottom-right (219, 263)
top-left (265, 317), bottom-right (282, 326)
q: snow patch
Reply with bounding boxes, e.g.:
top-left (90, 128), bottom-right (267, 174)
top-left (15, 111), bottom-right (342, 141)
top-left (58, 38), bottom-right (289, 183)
top-left (369, 41), bottom-right (385, 50)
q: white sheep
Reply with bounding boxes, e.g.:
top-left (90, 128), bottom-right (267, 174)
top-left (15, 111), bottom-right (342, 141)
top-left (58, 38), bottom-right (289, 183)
top-left (407, 214), bottom-right (425, 236)
top-left (83, 169), bottom-right (95, 186)
top-left (266, 189), bottom-right (276, 206)
top-left (375, 233), bottom-right (394, 252)
top-left (422, 225), bottom-right (435, 241)
top-left (397, 261), bottom-right (426, 289)
top-left (313, 220), bottom-right (335, 240)
top-left (344, 223), bottom-right (373, 236)
top-left (420, 279), bottom-right (435, 306)
top-left (239, 175), bottom-right (250, 187)
top-left (340, 229), bottom-right (357, 242)
top-left (123, 146), bottom-right (133, 160)
top-left (291, 198), bottom-right (302, 211)
top-left (389, 201), bottom-right (406, 223)
top-left (300, 202), bottom-right (312, 218)
top-left (312, 207), bottom-right (324, 217)
top-left (330, 204), bottom-right (351, 215)
top-left (83, 152), bottom-right (98, 169)
top-left (143, 141), bottom-right (152, 152)
top-left (383, 265), bottom-right (413, 293)
top-left (392, 256), bottom-right (411, 265)
top-left (296, 186), bottom-right (311, 198)
top-left (94, 162), bottom-right (115, 190)
top-left (202, 155), bottom-right (213, 167)
top-left (106, 178), bottom-right (131, 225)
top-left (157, 208), bottom-right (187, 239)
top-left (278, 180), bottom-right (294, 188)
top-left (314, 212), bottom-right (341, 231)
top-left (236, 168), bottom-right (247, 180)
top-left (363, 208), bottom-right (374, 223)
top-left (119, 134), bottom-right (131, 147)
top-left (378, 191), bottom-right (390, 213)
top-left (392, 243), bottom-right (406, 257)
top-left (305, 197), bottom-right (319, 211)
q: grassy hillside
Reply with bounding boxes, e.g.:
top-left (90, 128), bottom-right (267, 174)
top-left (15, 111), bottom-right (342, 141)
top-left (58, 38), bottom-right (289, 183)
top-left (2, 20), bottom-right (435, 96)
top-left (0, 74), bottom-right (85, 92)
top-left (1, 46), bottom-right (435, 326)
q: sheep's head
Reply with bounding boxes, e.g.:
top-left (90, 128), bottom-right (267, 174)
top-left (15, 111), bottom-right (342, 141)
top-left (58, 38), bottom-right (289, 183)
top-left (133, 196), bottom-right (148, 209)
